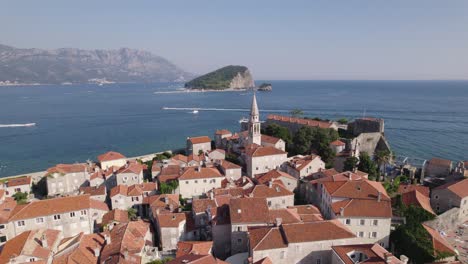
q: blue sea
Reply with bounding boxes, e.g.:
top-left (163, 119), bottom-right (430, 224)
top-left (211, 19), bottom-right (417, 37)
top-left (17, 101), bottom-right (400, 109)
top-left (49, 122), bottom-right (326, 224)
top-left (0, 80), bottom-right (467, 177)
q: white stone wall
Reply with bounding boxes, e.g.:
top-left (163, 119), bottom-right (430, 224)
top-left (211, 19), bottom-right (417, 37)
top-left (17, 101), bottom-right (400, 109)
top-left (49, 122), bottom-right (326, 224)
top-left (179, 177), bottom-right (222, 198)
top-left (187, 142), bottom-right (212, 155)
top-left (278, 176), bottom-right (298, 192)
top-left (266, 195), bottom-right (294, 209)
top-left (223, 167), bottom-right (242, 181)
top-left (4, 184), bottom-right (31, 197)
top-left (47, 172), bottom-right (89, 196)
top-left (116, 172), bottom-right (143, 186)
top-left (160, 221), bottom-right (185, 251)
top-left (336, 216), bottom-right (391, 248)
top-left (247, 153), bottom-right (288, 177)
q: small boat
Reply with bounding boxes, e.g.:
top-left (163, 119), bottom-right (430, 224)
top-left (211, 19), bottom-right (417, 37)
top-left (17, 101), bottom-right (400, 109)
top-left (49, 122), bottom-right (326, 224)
top-left (192, 110), bottom-right (199, 114)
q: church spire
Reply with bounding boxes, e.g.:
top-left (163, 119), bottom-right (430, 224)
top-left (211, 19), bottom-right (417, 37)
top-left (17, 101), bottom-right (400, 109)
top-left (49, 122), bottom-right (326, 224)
top-left (248, 92), bottom-right (261, 145)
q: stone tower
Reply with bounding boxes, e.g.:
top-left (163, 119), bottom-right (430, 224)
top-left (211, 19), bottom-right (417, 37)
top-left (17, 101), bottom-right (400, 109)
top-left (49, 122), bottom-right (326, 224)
top-left (249, 93), bottom-right (261, 145)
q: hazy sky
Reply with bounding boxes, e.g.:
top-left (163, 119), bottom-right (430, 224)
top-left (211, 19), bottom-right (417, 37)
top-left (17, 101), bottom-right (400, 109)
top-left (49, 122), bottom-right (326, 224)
top-left (2, 0), bottom-right (468, 80)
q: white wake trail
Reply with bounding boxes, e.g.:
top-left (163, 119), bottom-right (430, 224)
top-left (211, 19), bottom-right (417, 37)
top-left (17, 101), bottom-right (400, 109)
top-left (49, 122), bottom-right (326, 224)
top-left (0, 123), bottom-right (36, 128)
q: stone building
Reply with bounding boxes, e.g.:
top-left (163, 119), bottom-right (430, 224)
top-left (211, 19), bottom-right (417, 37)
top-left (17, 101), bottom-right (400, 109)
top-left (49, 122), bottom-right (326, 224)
top-left (52, 232), bottom-right (105, 264)
top-left (46, 163), bottom-right (91, 196)
top-left (178, 167), bottom-right (224, 199)
top-left (217, 160), bottom-right (242, 181)
top-left (284, 155), bottom-right (325, 179)
top-left (265, 114), bottom-right (338, 134)
top-left (244, 144), bottom-right (288, 177)
top-left (348, 117), bottom-right (385, 136)
top-left (2, 176), bottom-right (32, 198)
top-left (331, 244), bottom-right (406, 264)
top-left (431, 178), bottom-right (468, 220)
top-left (250, 182), bottom-right (294, 209)
top-left (97, 151), bottom-right (127, 170)
top-left (2, 195), bottom-right (108, 243)
top-left (187, 136), bottom-right (212, 155)
top-left (110, 182), bottom-right (157, 217)
top-left (425, 157), bottom-right (453, 177)
top-left (255, 170), bottom-right (298, 192)
top-left (115, 161), bottom-right (146, 186)
top-left (214, 129), bottom-right (233, 149)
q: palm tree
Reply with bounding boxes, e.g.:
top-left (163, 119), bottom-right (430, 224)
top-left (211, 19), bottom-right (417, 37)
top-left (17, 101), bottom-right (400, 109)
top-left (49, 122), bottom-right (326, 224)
top-left (375, 150), bottom-right (391, 181)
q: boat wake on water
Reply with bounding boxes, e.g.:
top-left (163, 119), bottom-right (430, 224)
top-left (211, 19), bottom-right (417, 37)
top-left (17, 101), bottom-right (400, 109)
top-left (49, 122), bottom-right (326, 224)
top-left (162, 107), bottom-right (290, 113)
top-left (0, 123), bottom-right (36, 128)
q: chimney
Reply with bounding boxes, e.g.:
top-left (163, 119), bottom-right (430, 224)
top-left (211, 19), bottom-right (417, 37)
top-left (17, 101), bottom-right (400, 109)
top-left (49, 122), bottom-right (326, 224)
top-left (197, 165), bottom-right (201, 172)
top-left (209, 191), bottom-right (214, 200)
top-left (268, 181), bottom-right (273, 188)
top-left (104, 233), bottom-right (111, 244)
top-left (164, 196), bottom-right (169, 205)
top-left (123, 248), bottom-right (129, 260)
top-left (94, 247), bottom-right (100, 257)
top-left (378, 191), bottom-right (382, 202)
top-left (400, 255), bottom-right (409, 264)
top-left (340, 207), bottom-right (344, 216)
top-left (156, 208), bottom-right (160, 215)
top-left (275, 217), bottom-right (282, 227)
top-left (169, 204), bottom-right (174, 212)
top-left (41, 233), bottom-right (48, 248)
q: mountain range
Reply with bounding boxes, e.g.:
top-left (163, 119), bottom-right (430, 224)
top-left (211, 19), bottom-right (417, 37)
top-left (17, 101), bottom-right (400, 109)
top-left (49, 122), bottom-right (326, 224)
top-left (0, 44), bottom-right (192, 84)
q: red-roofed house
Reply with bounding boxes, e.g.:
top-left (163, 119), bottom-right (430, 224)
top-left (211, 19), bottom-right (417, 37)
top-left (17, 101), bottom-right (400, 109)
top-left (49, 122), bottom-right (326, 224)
top-left (102, 209), bottom-right (129, 230)
top-left (52, 232), bottom-right (105, 264)
top-left (155, 212), bottom-right (194, 251)
top-left (431, 178), bottom-right (468, 219)
top-left (214, 129), bottom-right (233, 148)
top-left (179, 167), bottom-right (223, 198)
top-left (97, 151), bottom-right (127, 169)
top-left (400, 189), bottom-right (435, 215)
top-left (331, 243), bottom-right (406, 264)
top-left (110, 182), bottom-right (157, 217)
top-left (2, 176), bottom-right (32, 198)
top-left (316, 178), bottom-right (392, 247)
top-left (115, 161), bottom-right (146, 186)
top-left (46, 163), bottom-right (91, 196)
top-left (176, 241), bottom-right (213, 258)
top-left (4, 195), bottom-right (109, 242)
top-left (256, 170), bottom-right (298, 192)
top-left (251, 182), bottom-right (294, 209)
top-left (248, 220), bottom-right (357, 263)
top-left (330, 140), bottom-right (346, 154)
top-left (0, 229), bottom-right (62, 264)
top-left (187, 136), bottom-right (212, 155)
top-left (244, 144), bottom-right (288, 177)
top-left (217, 159), bottom-right (242, 181)
top-left (422, 224), bottom-right (457, 261)
top-left (285, 154), bottom-right (325, 179)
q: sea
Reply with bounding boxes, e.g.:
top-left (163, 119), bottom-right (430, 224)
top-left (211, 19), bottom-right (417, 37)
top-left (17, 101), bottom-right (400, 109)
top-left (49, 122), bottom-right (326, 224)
top-left (0, 80), bottom-right (467, 177)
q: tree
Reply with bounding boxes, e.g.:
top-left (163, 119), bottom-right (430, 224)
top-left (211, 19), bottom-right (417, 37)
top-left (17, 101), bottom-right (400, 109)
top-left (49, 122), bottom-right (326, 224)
top-left (146, 257), bottom-right (173, 264)
top-left (375, 150), bottom-right (391, 180)
top-left (290, 109), bottom-right (304, 118)
top-left (343, 156), bottom-right (359, 171)
top-left (337, 118), bottom-right (348, 124)
top-left (357, 152), bottom-right (379, 180)
top-left (292, 127), bottom-right (313, 155)
top-left (160, 181), bottom-right (179, 194)
top-left (12, 192), bottom-right (28, 204)
top-left (127, 207), bottom-right (138, 220)
top-left (263, 123), bottom-right (292, 145)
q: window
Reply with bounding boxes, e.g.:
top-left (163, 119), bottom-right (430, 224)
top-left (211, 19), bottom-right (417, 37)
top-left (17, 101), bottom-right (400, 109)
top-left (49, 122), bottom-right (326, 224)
top-left (435, 195), bottom-right (439, 199)
top-left (203, 179), bottom-right (207, 183)
top-left (54, 214), bottom-right (61, 221)
top-left (17, 220), bottom-right (25, 227)
top-left (186, 181), bottom-right (189, 184)
top-left (256, 167), bottom-right (259, 171)
top-left (195, 180), bottom-right (198, 184)
top-left (360, 219), bottom-right (365, 226)
top-left (372, 220), bottom-right (378, 226)
top-left (132, 197), bottom-right (139, 202)
top-left (0, 236), bottom-right (6, 243)
top-left (36, 218), bottom-right (44, 224)
top-left (30, 258), bottom-right (36, 262)
top-left (358, 231), bottom-right (364, 237)
top-left (268, 201), bottom-right (272, 206)
top-left (81, 210), bottom-right (86, 216)
top-left (0, 224), bottom-right (4, 229)
top-left (237, 238), bottom-right (242, 244)
top-left (280, 251), bottom-right (286, 259)
top-left (282, 199), bottom-right (286, 204)
top-left (345, 219), bottom-right (351, 225)
top-left (14, 188), bottom-right (21, 192)
top-left (70, 212), bottom-right (76, 217)
top-left (237, 226), bottom-right (242, 232)
top-left (316, 259), bottom-right (321, 264)
top-left (371, 232), bottom-right (377, 238)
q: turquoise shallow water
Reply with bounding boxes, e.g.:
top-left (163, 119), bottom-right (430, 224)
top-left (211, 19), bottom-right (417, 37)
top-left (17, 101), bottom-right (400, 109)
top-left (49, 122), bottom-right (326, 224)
top-left (0, 80), bottom-right (467, 177)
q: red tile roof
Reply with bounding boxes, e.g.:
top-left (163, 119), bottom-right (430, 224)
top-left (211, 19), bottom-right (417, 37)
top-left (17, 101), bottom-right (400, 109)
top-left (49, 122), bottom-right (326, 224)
top-left (100, 221), bottom-right (150, 264)
top-left (253, 257), bottom-right (273, 264)
top-left (157, 212), bottom-right (187, 228)
top-left (148, 194), bottom-right (180, 214)
top-left (159, 165), bottom-right (182, 183)
top-left (188, 136), bottom-right (211, 144)
top-left (215, 129), bottom-right (232, 135)
top-left (176, 241), bottom-right (213, 258)
top-left (267, 114), bottom-right (333, 129)
top-left (249, 226), bottom-right (288, 251)
top-left (9, 195), bottom-right (109, 221)
top-left (102, 209), bottom-right (129, 226)
top-left (332, 199), bottom-right (393, 218)
top-left (322, 179), bottom-right (390, 200)
top-left (116, 161), bottom-right (146, 175)
top-left (167, 254), bottom-right (228, 264)
top-left (423, 224), bottom-right (457, 256)
top-left (256, 170), bottom-right (296, 185)
top-left (434, 178), bottom-right (468, 199)
top-left (4, 176), bottom-right (32, 187)
top-left (97, 151), bottom-right (126, 162)
top-left (245, 144), bottom-right (287, 157)
top-left (179, 167), bottom-right (223, 180)
top-left (268, 209), bottom-right (302, 224)
top-left (397, 184), bottom-right (430, 197)
top-left (0, 229), bottom-right (61, 264)
top-left (218, 159), bottom-right (242, 170)
top-left (53, 233), bottom-right (105, 264)
top-left (229, 197), bottom-right (269, 224)
top-left (192, 199), bottom-right (217, 214)
top-left (281, 220), bottom-right (355, 243)
top-left (261, 134), bottom-right (282, 144)
top-left (330, 140), bottom-right (346, 146)
top-left (332, 244), bottom-right (403, 264)
top-left (79, 185), bottom-right (106, 196)
top-left (287, 155), bottom-right (322, 172)
top-left (251, 183), bottom-right (294, 198)
top-left (47, 164), bottom-right (88, 174)
top-left (401, 190), bottom-right (435, 215)
top-left (110, 183), bottom-right (156, 197)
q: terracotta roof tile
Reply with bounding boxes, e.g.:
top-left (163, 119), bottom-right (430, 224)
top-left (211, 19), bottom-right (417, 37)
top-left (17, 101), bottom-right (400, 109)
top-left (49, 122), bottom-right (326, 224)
top-left (179, 167), bottom-right (223, 180)
top-left (102, 209), bottom-right (129, 226)
top-left (401, 190), bottom-right (435, 215)
top-left (251, 183), bottom-right (294, 199)
top-left (332, 199), bottom-right (392, 218)
top-left (423, 224), bottom-right (457, 256)
top-left (157, 212), bottom-right (187, 228)
top-left (281, 220), bottom-right (355, 243)
top-left (256, 170), bottom-right (296, 185)
top-left (192, 199), bottom-right (217, 215)
top-left (215, 129), bottom-right (232, 135)
top-left (268, 209), bottom-right (302, 224)
top-left (267, 114), bottom-right (333, 129)
top-left (116, 161), bottom-right (146, 175)
top-left (261, 134), bottom-right (282, 144)
top-left (53, 233), bottom-right (105, 264)
top-left (4, 176), bottom-right (32, 187)
top-left (79, 185), bottom-right (106, 196)
top-left (245, 145), bottom-right (287, 157)
top-left (110, 183), bottom-right (156, 197)
top-left (249, 226), bottom-right (288, 251)
top-left (330, 140), bottom-right (346, 146)
top-left (253, 257), bottom-right (273, 264)
top-left (218, 159), bottom-right (241, 170)
top-left (9, 195), bottom-right (109, 221)
top-left (229, 197), bottom-right (269, 224)
top-left (434, 178), bottom-right (468, 199)
top-left (332, 244), bottom-right (403, 264)
top-left (168, 254), bottom-right (227, 264)
top-left (188, 136), bottom-right (211, 144)
top-left (97, 151), bottom-right (126, 162)
top-left (159, 165), bottom-right (182, 183)
top-left (176, 241), bottom-right (213, 258)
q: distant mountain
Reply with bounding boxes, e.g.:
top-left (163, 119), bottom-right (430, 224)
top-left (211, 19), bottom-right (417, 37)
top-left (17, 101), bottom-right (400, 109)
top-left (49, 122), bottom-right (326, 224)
top-left (0, 44), bottom-right (192, 84)
top-left (185, 65), bottom-right (255, 90)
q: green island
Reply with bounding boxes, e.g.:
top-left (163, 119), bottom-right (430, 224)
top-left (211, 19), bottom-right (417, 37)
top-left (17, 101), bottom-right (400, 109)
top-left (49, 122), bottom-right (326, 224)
top-left (184, 65), bottom-right (253, 90)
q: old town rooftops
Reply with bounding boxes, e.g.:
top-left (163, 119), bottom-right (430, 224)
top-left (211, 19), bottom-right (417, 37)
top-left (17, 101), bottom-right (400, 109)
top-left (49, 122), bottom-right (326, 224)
top-left (267, 114), bottom-right (334, 129)
top-left (434, 178), bottom-right (468, 199)
top-left (3, 176), bottom-right (32, 187)
top-left (244, 144), bottom-right (287, 157)
top-left (46, 163), bottom-right (88, 174)
top-left (332, 244), bottom-right (404, 264)
top-left (229, 197), bottom-right (269, 224)
top-left (97, 151), bottom-right (126, 162)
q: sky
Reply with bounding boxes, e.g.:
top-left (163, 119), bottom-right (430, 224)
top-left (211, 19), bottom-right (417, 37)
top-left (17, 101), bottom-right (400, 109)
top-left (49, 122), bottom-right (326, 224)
top-left (1, 0), bottom-right (468, 80)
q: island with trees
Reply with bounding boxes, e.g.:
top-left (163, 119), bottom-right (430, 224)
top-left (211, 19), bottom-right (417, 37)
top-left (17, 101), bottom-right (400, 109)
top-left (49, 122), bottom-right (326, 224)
top-left (184, 65), bottom-right (255, 90)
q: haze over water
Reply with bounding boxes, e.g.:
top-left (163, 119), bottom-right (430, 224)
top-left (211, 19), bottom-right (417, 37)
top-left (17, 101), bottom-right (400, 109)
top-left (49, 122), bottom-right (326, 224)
top-left (0, 80), bottom-right (467, 177)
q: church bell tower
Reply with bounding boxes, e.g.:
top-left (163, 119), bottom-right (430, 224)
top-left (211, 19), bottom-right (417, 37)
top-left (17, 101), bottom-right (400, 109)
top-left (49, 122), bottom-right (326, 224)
top-left (248, 93), bottom-right (261, 145)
